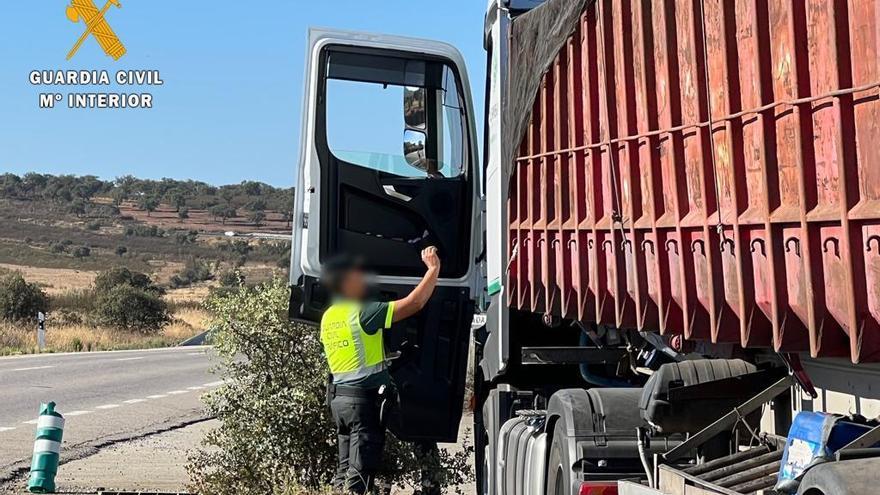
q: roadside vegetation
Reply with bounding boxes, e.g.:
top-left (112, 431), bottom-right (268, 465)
top-left (0, 172), bottom-right (294, 355)
top-left (188, 278), bottom-right (474, 495)
top-left (0, 267), bottom-right (208, 355)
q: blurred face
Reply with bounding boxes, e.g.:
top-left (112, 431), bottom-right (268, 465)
top-left (339, 268), bottom-right (367, 300)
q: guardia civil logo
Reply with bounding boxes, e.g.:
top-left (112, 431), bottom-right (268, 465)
top-left (66, 0), bottom-right (126, 60)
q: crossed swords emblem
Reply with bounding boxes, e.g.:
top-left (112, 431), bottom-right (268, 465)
top-left (66, 0), bottom-right (126, 60)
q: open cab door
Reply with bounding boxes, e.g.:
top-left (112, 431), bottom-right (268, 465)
top-left (289, 29), bottom-right (481, 442)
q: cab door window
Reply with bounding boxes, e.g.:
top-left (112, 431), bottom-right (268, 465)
top-left (324, 51), bottom-right (467, 179)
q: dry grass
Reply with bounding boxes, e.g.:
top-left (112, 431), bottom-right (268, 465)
top-left (0, 306), bottom-right (209, 356)
top-left (165, 284), bottom-right (213, 304)
top-left (0, 263), bottom-right (96, 295)
top-left (173, 307), bottom-right (211, 329)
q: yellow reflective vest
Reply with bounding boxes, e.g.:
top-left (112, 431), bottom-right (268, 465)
top-left (320, 301), bottom-right (393, 383)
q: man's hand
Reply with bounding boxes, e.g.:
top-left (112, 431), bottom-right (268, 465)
top-left (421, 246), bottom-right (440, 271)
top-left (392, 246), bottom-right (442, 323)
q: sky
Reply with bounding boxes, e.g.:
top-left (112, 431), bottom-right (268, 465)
top-left (0, 1), bottom-right (488, 187)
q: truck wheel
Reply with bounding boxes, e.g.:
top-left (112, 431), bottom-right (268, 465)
top-left (545, 420), bottom-right (576, 495)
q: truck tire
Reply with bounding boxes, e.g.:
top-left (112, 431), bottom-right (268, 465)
top-left (546, 419), bottom-right (576, 495)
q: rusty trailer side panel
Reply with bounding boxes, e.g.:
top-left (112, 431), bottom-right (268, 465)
top-left (507, 0), bottom-right (880, 363)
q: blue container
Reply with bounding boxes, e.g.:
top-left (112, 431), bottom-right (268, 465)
top-left (775, 411), bottom-right (875, 493)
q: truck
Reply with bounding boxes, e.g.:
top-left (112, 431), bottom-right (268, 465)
top-left (288, 1), bottom-right (880, 494)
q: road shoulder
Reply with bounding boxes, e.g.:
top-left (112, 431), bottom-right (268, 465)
top-left (2, 418), bottom-right (215, 494)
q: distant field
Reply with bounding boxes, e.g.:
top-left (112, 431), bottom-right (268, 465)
top-left (0, 263), bottom-right (96, 295)
top-left (113, 201), bottom-right (291, 234)
top-left (0, 198), bottom-right (289, 283)
top-left (0, 174), bottom-right (292, 354)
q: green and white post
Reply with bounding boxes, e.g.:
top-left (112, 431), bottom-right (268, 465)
top-left (28, 402), bottom-right (64, 494)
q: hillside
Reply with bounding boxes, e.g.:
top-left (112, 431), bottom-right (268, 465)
top-left (0, 172), bottom-right (295, 293)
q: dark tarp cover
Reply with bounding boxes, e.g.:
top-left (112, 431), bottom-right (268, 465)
top-left (503, 0), bottom-right (589, 182)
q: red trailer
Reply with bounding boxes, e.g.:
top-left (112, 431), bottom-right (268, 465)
top-left (508, 0), bottom-right (880, 364)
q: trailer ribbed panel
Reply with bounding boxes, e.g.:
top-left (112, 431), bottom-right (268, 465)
top-left (508, 0), bottom-right (880, 363)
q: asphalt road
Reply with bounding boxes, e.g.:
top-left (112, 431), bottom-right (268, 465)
top-left (0, 346), bottom-right (221, 486)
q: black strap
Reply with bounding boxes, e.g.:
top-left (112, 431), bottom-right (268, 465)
top-left (331, 384), bottom-right (379, 399)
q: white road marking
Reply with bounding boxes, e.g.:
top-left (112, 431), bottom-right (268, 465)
top-left (187, 352), bottom-right (203, 356)
top-left (0, 427), bottom-right (16, 432)
top-left (65, 410), bottom-right (92, 417)
top-left (22, 419), bottom-right (38, 425)
top-left (0, 345), bottom-right (211, 362)
top-left (167, 390), bottom-right (188, 395)
top-left (95, 404), bottom-right (120, 410)
top-left (10, 365), bottom-right (55, 372)
top-left (146, 394), bottom-right (168, 399)
top-left (114, 357), bottom-right (144, 362)
top-left (203, 381), bottom-right (224, 387)
top-left (187, 386), bottom-right (205, 390)
top-left (123, 398), bottom-right (147, 404)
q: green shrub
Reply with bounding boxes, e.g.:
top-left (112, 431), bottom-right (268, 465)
top-left (72, 245), bottom-right (91, 258)
top-left (174, 230), bottom-right (198, 245)
top-left (92, 284), bottom-right (169, 333)
top-left (124, 224), bottom-right (165, 238)
top-left (0, 272), bottom-right (49, 322)
top-left (218, 270), bottom-right (244, 288)
top-left (248, 210), bottom-right (265, 226)
top-left (94, 267), bottom-right (163, 295)
top-left (170, 259), bottom-right (212, 288)
top-left (187, 279), bottom-right (472, 494)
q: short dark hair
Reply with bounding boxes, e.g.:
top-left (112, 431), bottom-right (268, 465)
top-left (322, 254), bottom-right (363, 294)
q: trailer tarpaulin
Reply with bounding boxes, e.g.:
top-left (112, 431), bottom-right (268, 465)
top-left (503, 0), bottom-right (588, 179)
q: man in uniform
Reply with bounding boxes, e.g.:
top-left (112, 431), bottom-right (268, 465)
top-left (320, 246), bottom-right (441, 494)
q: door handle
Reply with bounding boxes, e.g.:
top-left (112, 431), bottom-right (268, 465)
top-left (382, 185), bottom-right (412, 202)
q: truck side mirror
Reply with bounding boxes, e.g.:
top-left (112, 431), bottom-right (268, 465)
top-left (403, 129), bottom-right (428, 172)
top-left (403, 86), bottom-right (433, 173)
top-left (403, 86), bottom-right (426, 129)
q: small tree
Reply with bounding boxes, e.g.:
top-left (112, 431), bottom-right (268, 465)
top-left (94, 267), bottom-right (163, 295)
top-left (0, 272), bottom-right (48, 322)
top-left (67, 198), bottom-right (88, 217)
top-left (187, 279), bottom-right (472, 494)
top-left (115, 245), bottom-right (128, 257)
top-left (138, 196), bottom-right (160, 216)
top-left (170, 258), bottom-right (213, 288)
top-left (169, 191), bottom-right (187, 212)
top-left (210, 204), bottom-right (235, 224)
top-left (221, 206), bottom-right (236, 224)
top-left (247, 198), bottom-right (267, 212)
top-left (72, 245), bottom-right (91, 258)
top-left (248, 210), bottom-right (266, 227)
top-left (178, 207), bottom-right (190, 221)
top-left (92, 284), bottom-right (169, 333)
top-left (110, 188), bottom-right (127, 206)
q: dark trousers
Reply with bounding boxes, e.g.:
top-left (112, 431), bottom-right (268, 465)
top-left (330, 393), bottom-right (386, 494)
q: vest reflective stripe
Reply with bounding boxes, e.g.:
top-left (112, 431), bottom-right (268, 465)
top-left (320, 302), bottom-right (385, 383)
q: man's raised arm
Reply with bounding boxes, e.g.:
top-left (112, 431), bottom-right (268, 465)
top-left (391, 246), bottom-right (440, 322)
